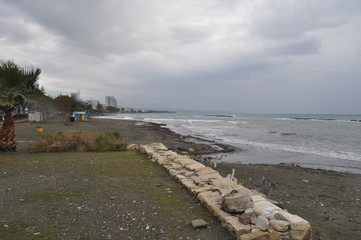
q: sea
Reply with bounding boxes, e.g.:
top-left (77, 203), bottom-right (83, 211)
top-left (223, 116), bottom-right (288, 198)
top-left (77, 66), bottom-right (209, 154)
top-left (97, 113), bottom-right (361, 174)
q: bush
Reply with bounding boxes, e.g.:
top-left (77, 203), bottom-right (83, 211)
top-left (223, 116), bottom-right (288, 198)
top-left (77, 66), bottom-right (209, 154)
top-left (29, 131), bottom-right (127, 153)
top-left (92, 131), bottom-right (128, 152)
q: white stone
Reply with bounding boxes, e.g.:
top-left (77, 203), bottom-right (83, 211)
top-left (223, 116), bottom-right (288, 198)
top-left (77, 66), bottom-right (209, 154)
top-left (253, 200), bottom-right (281, 216)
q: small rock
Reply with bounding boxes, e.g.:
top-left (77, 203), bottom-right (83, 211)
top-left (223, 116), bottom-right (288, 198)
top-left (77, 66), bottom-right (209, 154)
top-left (191, 219), bottom-right (209, 229)
top-left (254, 216), bottom-right (269, 231)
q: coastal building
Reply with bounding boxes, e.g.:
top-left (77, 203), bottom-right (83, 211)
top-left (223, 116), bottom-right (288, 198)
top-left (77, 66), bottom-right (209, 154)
top-left (105, 96), bottom-right (117, 107)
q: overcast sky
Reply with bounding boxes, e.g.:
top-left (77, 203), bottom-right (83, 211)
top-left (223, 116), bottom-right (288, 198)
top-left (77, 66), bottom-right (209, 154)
top-left (1, 0), bottom-right (361, 114)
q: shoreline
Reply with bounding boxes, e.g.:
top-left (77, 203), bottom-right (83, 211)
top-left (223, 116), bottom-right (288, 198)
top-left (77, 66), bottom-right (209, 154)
top-left (14, 118), bottom-right (361, 239)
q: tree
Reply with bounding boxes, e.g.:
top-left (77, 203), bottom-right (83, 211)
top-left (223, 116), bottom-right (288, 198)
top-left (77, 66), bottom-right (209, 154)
top-left (106, 106), bottom-right (120, 113)
top-left (0, 60), bottom-right (41, 151)
top-left (53, 95), bottom-right (81, 115)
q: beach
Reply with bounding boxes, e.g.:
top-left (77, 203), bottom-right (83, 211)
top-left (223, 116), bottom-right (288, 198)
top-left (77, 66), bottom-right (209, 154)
top-left (3, 117), bottom-right (361, 239)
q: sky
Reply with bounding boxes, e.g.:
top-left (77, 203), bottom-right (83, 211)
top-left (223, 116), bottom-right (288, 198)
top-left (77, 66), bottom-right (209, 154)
top-left (1, 0), bottom-right (361, 114)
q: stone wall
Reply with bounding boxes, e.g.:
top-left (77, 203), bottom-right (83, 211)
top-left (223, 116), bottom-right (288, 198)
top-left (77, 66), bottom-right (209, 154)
top-left (131, 143), bottom-right (311, 240)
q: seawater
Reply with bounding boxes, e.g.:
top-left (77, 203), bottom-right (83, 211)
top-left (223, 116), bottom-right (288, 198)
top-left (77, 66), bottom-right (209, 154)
top-left (97, 113), bottom-right (361, 174)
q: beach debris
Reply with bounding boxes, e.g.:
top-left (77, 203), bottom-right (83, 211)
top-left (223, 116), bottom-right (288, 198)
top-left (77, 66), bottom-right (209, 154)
top-left (191, 219), bottom-right (209, 229)
top-left (267, 183), bottom-right (275, 199)
top-left (258, 176), bottom-right (276, 199)
top-left (302, 179), bottom-right (309, 183)
top-left (221, 190), bottom-right (253, 213)
top-left (225, 168), bottom-right (237, 183)
top-left (258, 176), bottom-right (268, 192)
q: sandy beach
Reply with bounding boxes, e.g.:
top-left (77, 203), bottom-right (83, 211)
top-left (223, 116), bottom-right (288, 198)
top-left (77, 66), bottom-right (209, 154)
top-left (6, 117), bottom-right (361, 239)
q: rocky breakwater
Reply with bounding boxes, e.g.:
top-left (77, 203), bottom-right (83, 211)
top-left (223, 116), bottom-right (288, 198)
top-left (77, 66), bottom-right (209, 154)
top-left (133, 143), bottom-right (311, 240)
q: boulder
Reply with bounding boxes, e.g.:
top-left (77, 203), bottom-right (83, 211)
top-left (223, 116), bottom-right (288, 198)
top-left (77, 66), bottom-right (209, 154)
top-left (221, 190), bottom-right (253, 213)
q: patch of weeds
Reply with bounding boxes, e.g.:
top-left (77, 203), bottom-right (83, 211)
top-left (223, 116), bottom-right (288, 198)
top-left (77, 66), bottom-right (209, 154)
top-left (29, 131), bottom-right (128, 153)
top-left (29, 131), bottom-right (94, 153)
top-left (92, 131), bottom-right (128, 152)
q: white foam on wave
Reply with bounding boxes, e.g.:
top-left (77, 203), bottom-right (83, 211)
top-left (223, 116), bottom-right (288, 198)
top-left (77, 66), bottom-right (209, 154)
top-left (222, 138), bottom-right (361, 162)
top-left (143, 118), bottom-right (222, 124)
top-left (95, 115), bottom-right (135, 120)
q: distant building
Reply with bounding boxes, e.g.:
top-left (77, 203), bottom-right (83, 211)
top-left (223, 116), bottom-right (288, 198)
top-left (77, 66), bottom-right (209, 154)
top-left (105, 96), bottom-right (117, 107)
top-left (71, 91), bottom-right (81, 101)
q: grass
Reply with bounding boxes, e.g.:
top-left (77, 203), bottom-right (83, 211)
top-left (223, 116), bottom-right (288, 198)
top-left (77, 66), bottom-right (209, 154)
top-left (29, 131), bottom-right (128, 153)
top-left (0, 150), bottom-right (220, 240)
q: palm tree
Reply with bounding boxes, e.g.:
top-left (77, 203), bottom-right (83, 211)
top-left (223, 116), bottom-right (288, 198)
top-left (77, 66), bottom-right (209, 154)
top-left (0, 60), bottom-right (41, 151)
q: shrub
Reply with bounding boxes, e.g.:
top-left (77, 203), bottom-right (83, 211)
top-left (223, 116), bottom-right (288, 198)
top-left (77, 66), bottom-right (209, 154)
top-left (29, 131), bottom-right (127, 153)
top-left (92, 131), bottom-right (128, 152)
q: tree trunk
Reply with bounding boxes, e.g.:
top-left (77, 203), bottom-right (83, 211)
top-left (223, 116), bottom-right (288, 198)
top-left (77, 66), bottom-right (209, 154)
top-left (0, 111), bottom-right (16, 151)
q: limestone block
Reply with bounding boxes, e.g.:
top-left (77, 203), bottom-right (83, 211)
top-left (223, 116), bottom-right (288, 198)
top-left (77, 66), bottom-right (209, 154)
top-left (208, 203), bottom-right (232, 219)
top-left (275, 211), bottom-right (311, 240)
top-left (209, 178), bottom-right (238, 189)
top-left (269, 219), bottom-right (289, 232)
top-left (221, 190), bottom-right (253, 213)
top-left (191, 185), bottom-right (214, 194)
top-left (254, 215), bottom-right (269, 231)
top-left (197, 191), bottom-right (221, 205)
top-left (222, 216), bottom-right (252, 239)
top-left (251, 195), bottom-right (267, 203)
top-left (239, 229), bottom-right (269, 240)
top-left (168, 169), bottom-right (180, 176)
top-left (200, 192), bottom-right (221, 207)
top-left (269, 229), bottom-right (284, 240)
top-left (152, 143), bottom-right (168, 151)
top-left (195, 167), bottom-right (218, 176)
top-left (169, 162), bottom-right (182, 170)
top-left (219, 186), bottom-right (253, 197)
top-left (191, 176), bottom-right (209, 186)
top-left (126, 144), bottom-right (139, 150)
top-left (176, 158), bottom-right (197, 167)
top-left (253, 200), bottom-right (281, 216)
top-left (185, 162), bottom-right (206, 171)
top-left (179, 178), bottom-right (198, 190)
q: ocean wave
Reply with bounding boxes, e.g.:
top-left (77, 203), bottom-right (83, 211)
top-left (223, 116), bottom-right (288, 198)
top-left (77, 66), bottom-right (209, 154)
top-left (276, 117), bottom-right (361, 123)
top-left (222, 138), bottom-right (361, 162)
top-left (94, 116), bottom-right (135, 120)
top-left (143, 118), bottom-right (222, 124)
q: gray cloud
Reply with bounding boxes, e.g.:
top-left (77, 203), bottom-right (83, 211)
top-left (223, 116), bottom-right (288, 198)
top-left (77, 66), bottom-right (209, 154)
top-left (1, 0), bottom-right (360, 113)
